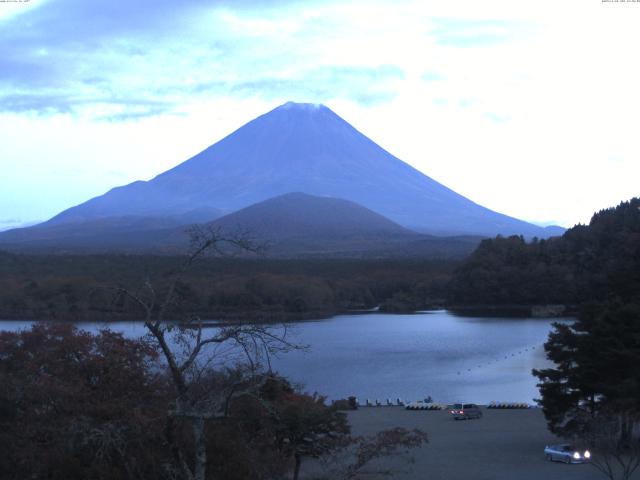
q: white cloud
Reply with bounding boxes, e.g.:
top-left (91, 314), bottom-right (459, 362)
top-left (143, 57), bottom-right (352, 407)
top-left (0, 0), bottom-right (639, 228)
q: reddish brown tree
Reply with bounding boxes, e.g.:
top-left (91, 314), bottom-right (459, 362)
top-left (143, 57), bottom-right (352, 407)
top-left (0, 323), bottom-right (169, 480)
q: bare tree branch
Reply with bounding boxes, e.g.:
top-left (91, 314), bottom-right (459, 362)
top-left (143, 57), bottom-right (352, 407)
top-left (113, 225), bottom-right (301, 480)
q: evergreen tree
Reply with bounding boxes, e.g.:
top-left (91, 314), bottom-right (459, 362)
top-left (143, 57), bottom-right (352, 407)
top-left (533, 302), bottom-right (640, 437)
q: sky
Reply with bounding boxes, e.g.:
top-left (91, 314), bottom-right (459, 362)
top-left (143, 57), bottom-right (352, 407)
top-left (0, 0), bottom-right (639, 231)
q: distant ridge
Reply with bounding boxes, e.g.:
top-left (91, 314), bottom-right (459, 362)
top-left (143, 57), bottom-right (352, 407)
top-left (0, 207), bottom-right (221, 253)
top-left (0, 101), bottom-right (564, 250)
top-left (0, 193), bottom-right (482, 258)
top-left (211, 192), bottom-right (413, 239)
top-left (193, 192), bottom-right (482, 258)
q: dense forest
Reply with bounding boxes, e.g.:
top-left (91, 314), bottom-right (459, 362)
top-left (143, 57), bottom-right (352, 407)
top-left (448, 198), bottom-right (640, 312)
top-left (0, 254), bottom-right (456, 321)
top-left (2, 198), bottom-right (638, 321)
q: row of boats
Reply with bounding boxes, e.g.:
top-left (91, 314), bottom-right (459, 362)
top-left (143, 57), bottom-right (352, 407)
top-left (359, 400), bottom-right (534, 410)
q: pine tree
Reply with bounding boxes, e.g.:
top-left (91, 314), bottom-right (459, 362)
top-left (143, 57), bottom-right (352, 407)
top-left (533, 302), bottom-right (640, 437)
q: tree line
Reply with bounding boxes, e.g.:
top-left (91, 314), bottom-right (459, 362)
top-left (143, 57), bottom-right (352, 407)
top-left (447, 198), bottom-right (640, 310)
top-left (0, 254), bottom-right (456, 321)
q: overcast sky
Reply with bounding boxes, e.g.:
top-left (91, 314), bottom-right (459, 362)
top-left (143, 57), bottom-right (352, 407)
top-left (1, 0), bottom-right (638, 231)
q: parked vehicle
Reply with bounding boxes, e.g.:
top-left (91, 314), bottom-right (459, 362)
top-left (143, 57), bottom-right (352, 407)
top-left (449, 403), bottom-right (483, 420)
top-left (543, 444), bottom-right (591, 464)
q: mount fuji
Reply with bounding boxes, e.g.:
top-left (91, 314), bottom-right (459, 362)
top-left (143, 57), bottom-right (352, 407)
top-left (0, 102), bottom-right (562, 253)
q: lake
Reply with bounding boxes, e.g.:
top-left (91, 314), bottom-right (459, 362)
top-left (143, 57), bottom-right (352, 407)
top-left (0, 311), bottom-right (568, 405)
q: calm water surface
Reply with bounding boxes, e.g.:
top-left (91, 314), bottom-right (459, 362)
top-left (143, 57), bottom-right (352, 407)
top-left (0, 311), bottom-right (568, 404)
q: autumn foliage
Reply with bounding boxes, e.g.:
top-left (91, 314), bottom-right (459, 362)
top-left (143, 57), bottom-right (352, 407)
top-left (0, 324), bottom-right (168, 479)
top-left (0, 324), bottom-right (426, 479)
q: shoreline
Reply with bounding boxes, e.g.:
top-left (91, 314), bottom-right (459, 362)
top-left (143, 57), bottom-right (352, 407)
top-left (0, 305), bottom-right (576, 323)
top-left (448, 304), bottom-right (577, 318)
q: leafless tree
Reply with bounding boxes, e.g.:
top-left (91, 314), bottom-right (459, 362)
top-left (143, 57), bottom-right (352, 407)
top-left (579, 410), bottom-right (640, 480)
top-left (115, 225), bottom-right (301, 480)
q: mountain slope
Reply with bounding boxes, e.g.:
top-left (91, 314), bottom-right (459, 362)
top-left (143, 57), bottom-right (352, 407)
top-left (203, 192), bottom-right (481, 258)
top-left (35, 102), bottom-right (561, 238)
top-left (0, 208), bottom-right (222, 252)
top-left (0, 193), bottom-right (482, 258)
top-left (211, 192), bottom-right (413, 239)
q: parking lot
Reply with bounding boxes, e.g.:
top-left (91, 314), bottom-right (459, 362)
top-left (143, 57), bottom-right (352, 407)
top-left (340, 406), bottom-right (639, 480)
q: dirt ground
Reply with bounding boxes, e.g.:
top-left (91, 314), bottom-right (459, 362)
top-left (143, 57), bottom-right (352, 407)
top-left (314, 406), bottom-right (640, 480)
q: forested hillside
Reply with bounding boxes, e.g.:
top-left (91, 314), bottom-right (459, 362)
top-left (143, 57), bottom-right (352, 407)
top-left (448, 198), bottom-right (640, 309)
top-left (0, 254), bottom-right (455, 321)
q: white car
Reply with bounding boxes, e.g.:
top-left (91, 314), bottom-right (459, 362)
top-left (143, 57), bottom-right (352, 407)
top-left (544, 444), bottom-right (591, 464)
